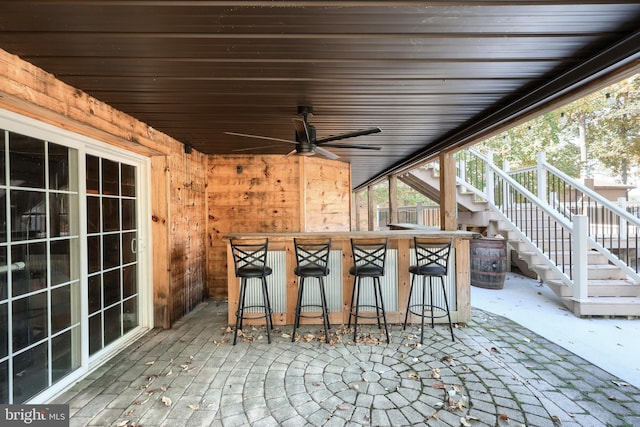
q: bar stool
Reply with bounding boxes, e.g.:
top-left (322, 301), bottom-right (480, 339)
top-left (348, 237), bottom-right (390, 343)
top-left (403, 237), bottom-right (454, 343)
top-left (291, 238), bottom-right (332, 343)
top-left (230, 238), bottom-right (273, 345)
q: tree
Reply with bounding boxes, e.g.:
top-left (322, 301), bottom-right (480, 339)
top-left (476, 73), bottom-right (639, 183)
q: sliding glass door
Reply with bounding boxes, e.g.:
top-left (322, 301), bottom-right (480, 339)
top-left (0, 111), bottom-right (150, 404)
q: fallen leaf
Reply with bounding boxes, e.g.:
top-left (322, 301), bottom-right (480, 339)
top-left (498, 413), bottom-right (509, 421)
top-left (337, 403), bottom-right (351, 410)
top-left (161, 396), bottom-right (172, 406)
top-left (432, 383), bottom-right (446, 389)
top-left (612, 380), bottom-right (631, 387)
top-left (187, 404), bottom-right (199, 410)
top-left (460, 416), bottom-right (471, 427)
top-left (116, 420), bottom-right (130, 427)
top-left (166, 369), bottom-right (173, 377)
top-left (145, 361), bottom-right (155, 365)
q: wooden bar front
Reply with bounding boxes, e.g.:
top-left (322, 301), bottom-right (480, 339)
top-left (224, 230), bottom-right (477, 326)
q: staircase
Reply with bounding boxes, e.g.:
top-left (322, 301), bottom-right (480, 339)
top-left (399, 150), bottom-right (640, 317)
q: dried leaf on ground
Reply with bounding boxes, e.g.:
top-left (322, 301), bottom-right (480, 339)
top-left (498, 413), bottom-right (509, 421)
top-left (188, 404), bottom-right (199, 410)
top-left (612, 380), bottom-right (631, 387)
top-left (161, 396), bottom-right (172, 406)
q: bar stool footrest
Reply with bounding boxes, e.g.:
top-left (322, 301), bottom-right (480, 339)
top-left (407, 303), bottom-right (450, 319)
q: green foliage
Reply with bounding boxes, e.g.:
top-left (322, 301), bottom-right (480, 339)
top-left (370, 180), bottom-right (434, 207)
top-left (476, 73), bottom-right (639, 183)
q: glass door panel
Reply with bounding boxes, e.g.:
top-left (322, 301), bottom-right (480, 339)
top-left (0, 131), bottom-right (81, 403)
top-left (86, 155), bottom-right (138, 357)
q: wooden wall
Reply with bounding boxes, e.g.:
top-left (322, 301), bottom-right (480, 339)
top-left (207, 154), bottom-right (351, 298)
top-left (302, 157), bottom-right (352, 232)
top-left (0, 48), bottom-right (207, 329)
top-left (152, 149), bottom-right (208, 328)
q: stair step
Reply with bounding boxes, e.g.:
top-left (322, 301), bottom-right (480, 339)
top-left (562, 296), bottom-right (640, 317)
top-left (516, 249), bottom-right (608, 265)
top-left (546, 279), bottom-right (640, 297)
top-left (532, 263), bottom-right (627, 280)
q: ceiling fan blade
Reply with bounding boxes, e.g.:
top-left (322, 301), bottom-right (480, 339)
top-left (284, 149), bottom-right (298, 158)
top-left (225, 131), bottom-right (297, 145)
top-left (232, 144), bottom-right (289, 152)
top-left (292, 118), bottom-right (311, 142)
top-left (314, 146), bottom-right (340, 160)
top-left (320, 143), bottom-right (381, 150)
top-left (315, 127), bottom-right (382, 144)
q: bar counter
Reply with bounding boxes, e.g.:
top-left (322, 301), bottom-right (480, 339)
top-left (224, 230), bottom-right (479, 326)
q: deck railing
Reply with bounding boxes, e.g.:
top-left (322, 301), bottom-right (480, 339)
top-left (376, 148), bottom-right (640, 297)
top-left (459, 149), bottom-right (640, 296)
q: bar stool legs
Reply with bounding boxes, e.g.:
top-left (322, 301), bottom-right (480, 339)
top-left (348, 237), bottom-right (390, 344)
top-left (233, 276), bottom-right (273, 345)
top-left (403, 275), bottom-right (454, 343)
top-left (349, 275), bottom-right (390, 343)
top-left (291, 276), bottom-right (331, 343)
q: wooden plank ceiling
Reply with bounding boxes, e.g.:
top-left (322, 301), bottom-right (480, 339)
top-left (0, 1), bottom-right (639, 188)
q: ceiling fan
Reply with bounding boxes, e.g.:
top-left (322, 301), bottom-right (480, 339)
top-left (225, 105), bottom-right (381, 160)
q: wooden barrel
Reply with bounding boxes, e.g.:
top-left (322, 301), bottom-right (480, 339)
top-left (470, 238), bottom-right (507, 289)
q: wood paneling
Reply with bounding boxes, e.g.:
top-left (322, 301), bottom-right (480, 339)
top-left (0, 48), bottom-right (207, 328)
top-left (168, 147), bottom-right (208, 323)
top-left (207, 155), bottom-right (352, 298)
top-left (207, 155), bottom-right (303, 298)
top-left (303, 157), bottom-right (351, 232)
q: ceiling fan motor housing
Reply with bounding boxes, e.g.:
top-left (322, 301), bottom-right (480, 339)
top-left (297, 105), bottom-right (313, 116)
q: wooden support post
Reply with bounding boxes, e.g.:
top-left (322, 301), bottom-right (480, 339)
top-left (151, 156), bottom-right (171, 329)
top-left (440, 151), bottom-right (458, 231)
top-left (367, 185), bottom-right (375, 231)
top-left (389, 175), bottom-right (398, 225)
top-left (454, 237), bottom-right (471, 323)
top-left (285, 239), bottom-right (298, 325)
top-left (341, 239), bottom-right (354, 324)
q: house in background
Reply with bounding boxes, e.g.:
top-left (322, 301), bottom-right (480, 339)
top-left (0, 2), bottom-right (638, 404)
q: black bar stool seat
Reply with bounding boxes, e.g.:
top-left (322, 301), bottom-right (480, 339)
top-left (230, 238), bottom-right (273, 345)
top-left (348, 237), bottom-right (390, 343)
top-left (291, 238), bottom-right (332, 343)
top-left (403, 237), bottom-right (455, 343)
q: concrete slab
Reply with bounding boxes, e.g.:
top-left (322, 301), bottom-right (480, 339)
top-left (471, 272), bottom-right (640, 389)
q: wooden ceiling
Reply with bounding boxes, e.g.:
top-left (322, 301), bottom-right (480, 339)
top-left (1, 1), bottom-right (639, 188)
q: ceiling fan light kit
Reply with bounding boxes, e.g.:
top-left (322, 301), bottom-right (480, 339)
top-left (226, 105), bottom-right (382, 159)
